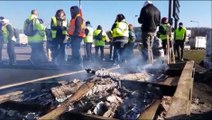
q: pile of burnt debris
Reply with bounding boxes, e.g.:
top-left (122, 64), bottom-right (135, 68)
top-left (0, 65), bottom-right (169, 120)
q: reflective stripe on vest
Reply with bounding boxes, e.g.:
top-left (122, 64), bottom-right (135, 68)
top-left (159, 24), bottom-right (169, 41)
top-left (68, 14), bottom-right (85, 37)
top-left (51, 16), bottom-right (67, 39)
top-left (175, 27), bottom-right (186, 40)
top-left (84, 26), bottom-right (93, 43)
top-left (112, 21), bottom-right (129, 38)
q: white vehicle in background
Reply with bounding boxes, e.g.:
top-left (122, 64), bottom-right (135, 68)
top-left (189, 36), bottom-right (206, 49)
top-left (18, 33), bottom-right (28, 46)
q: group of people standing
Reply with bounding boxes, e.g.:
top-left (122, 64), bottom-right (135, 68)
top-left (0, 0), bottom-right (187, 68)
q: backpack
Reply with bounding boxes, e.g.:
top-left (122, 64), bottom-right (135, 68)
top-left (24, 19), bottom-right (37, 36)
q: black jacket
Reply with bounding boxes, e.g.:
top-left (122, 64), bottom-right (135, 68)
top-left (138, 4), bottom-right (161, 32)
top-left (51, 17), bottom-right (68, 40)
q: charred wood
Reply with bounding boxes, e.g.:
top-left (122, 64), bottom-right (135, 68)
top-left (0, 91), bottom-right (23, 104)
top-left (51, 79), bottom-right (84, 102)
top-left (39, 78), bottom-right (96, 120)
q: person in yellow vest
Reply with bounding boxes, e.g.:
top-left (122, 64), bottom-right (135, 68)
top-left (84, 21), bottom-right (93, 62)
top-left (50, 9), bottom-right (68, 65)
top-left (158, 17), bottom-right (171, 55)
top-left (93, 25), bottom-right (108, 61)
top-left (174, 22), bottom-right (187, 61)
top-left (68, 6), bottom-right (85, 69)
top-left (111, 14), bottom-right (129, 65)
top-left (1, 18), bottom-right (16, 65)
top-left (24, 10), bottom-right (47, 65)
top-left (0, 16), bottom-right (5, 64)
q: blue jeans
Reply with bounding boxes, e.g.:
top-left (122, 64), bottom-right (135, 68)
top-left (85, 43), bottom-right (92, 61)
top-left (113, 41), bottom-right (127, 64)
top-left (0, 40), bottom-right (16, 64)
top-left (70, 37), bottom-right (83, 66)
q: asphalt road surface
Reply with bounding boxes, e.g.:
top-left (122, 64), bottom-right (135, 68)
top-left (0, 45), bottom-right (115, 88)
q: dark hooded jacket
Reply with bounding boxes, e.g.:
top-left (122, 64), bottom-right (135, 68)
top-left (70, 6), bottom-right (83, 38)
top-left (138, 4), bottom-right (161, 32)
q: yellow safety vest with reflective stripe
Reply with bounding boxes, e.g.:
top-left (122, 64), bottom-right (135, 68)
top-left (2, 24), bottom-right (15, 43)
top-left (112, 20), bottom-right (129, 38)
top-left (93, 29), bottom-right (107, 46)
top-left (175, 27), bottom-right (186, 40)
top-left (25, 14), bottom-right (46, 43)
top-left (84, 26), bottom-right (93, 43)
top-left (159, 24), bottom-right (169, 41)
top-left (51, 16), bottom-right (68, 39)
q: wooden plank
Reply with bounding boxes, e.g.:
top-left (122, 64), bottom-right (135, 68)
top-left (39, 81), bottom-right (95, 120)
top-left (166, 61), bottom-right (194, 118)
top-left (0, 91), bottom-right (23, 104)
top-left (162, 77), bottom-right (179, 86)
top-left (139, 100), bottom-right (161, 120)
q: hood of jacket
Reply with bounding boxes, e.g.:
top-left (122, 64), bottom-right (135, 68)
top-left (70, 6), bottom-right (80, 18)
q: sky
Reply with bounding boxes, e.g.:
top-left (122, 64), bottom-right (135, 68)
top-left (0, 0), bottom-right (211, 31)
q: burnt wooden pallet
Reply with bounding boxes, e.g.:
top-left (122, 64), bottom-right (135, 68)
top-left (165, 61), bottom-right (194, 118)
top-left (0, 61), bottom-right (195, 120)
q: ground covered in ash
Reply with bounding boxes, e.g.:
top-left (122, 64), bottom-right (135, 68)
top-left (160, 63), bottom-right (212, 120)
top-left (188, 64), bottom-right (212, 119)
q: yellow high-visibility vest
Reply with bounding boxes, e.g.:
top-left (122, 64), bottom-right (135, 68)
top-left (25, 14), bottom-right (46, 43)
top-left (93, 29), bottom-right (107, 46)
top-left (159, 24), bottom-right (169, 41)
top-left (175, 27), bottom-right (186, 40)
top-left (2, 24), bottom-right (15, 43)
top-left (112, 20), bottom-right (129, 38)
top-left (84, 26), bottom-right (93, 43)
top-left (51, 16), bottom-right (67, 39)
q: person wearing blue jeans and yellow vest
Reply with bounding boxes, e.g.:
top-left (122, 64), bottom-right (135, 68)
top-left (111, 14), bottom-right (129, 65)
top-left (93, 25), bottom-right (108, 61)
top-left (84, 21), bottom-right (93, 62)
top-left (68, 6), bottom-right (85, 68)
top-left (1, 18), bottom-right (16, 65)
top-left (51, 9), bottom-right (68, 65)
top-left (174, 22), bottom-right (186, 61)
top-left (24, 10), bottom-right (47, 65)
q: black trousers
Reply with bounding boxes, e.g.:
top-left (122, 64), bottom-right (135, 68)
top-left (95, 46), bottom-right (104, 59)
top-left (162, 39), bottom-right (172, 55)
top-left (51, 39), bottom-right (65, 63)
top-left (174, 40), bottom-right (184, 60)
